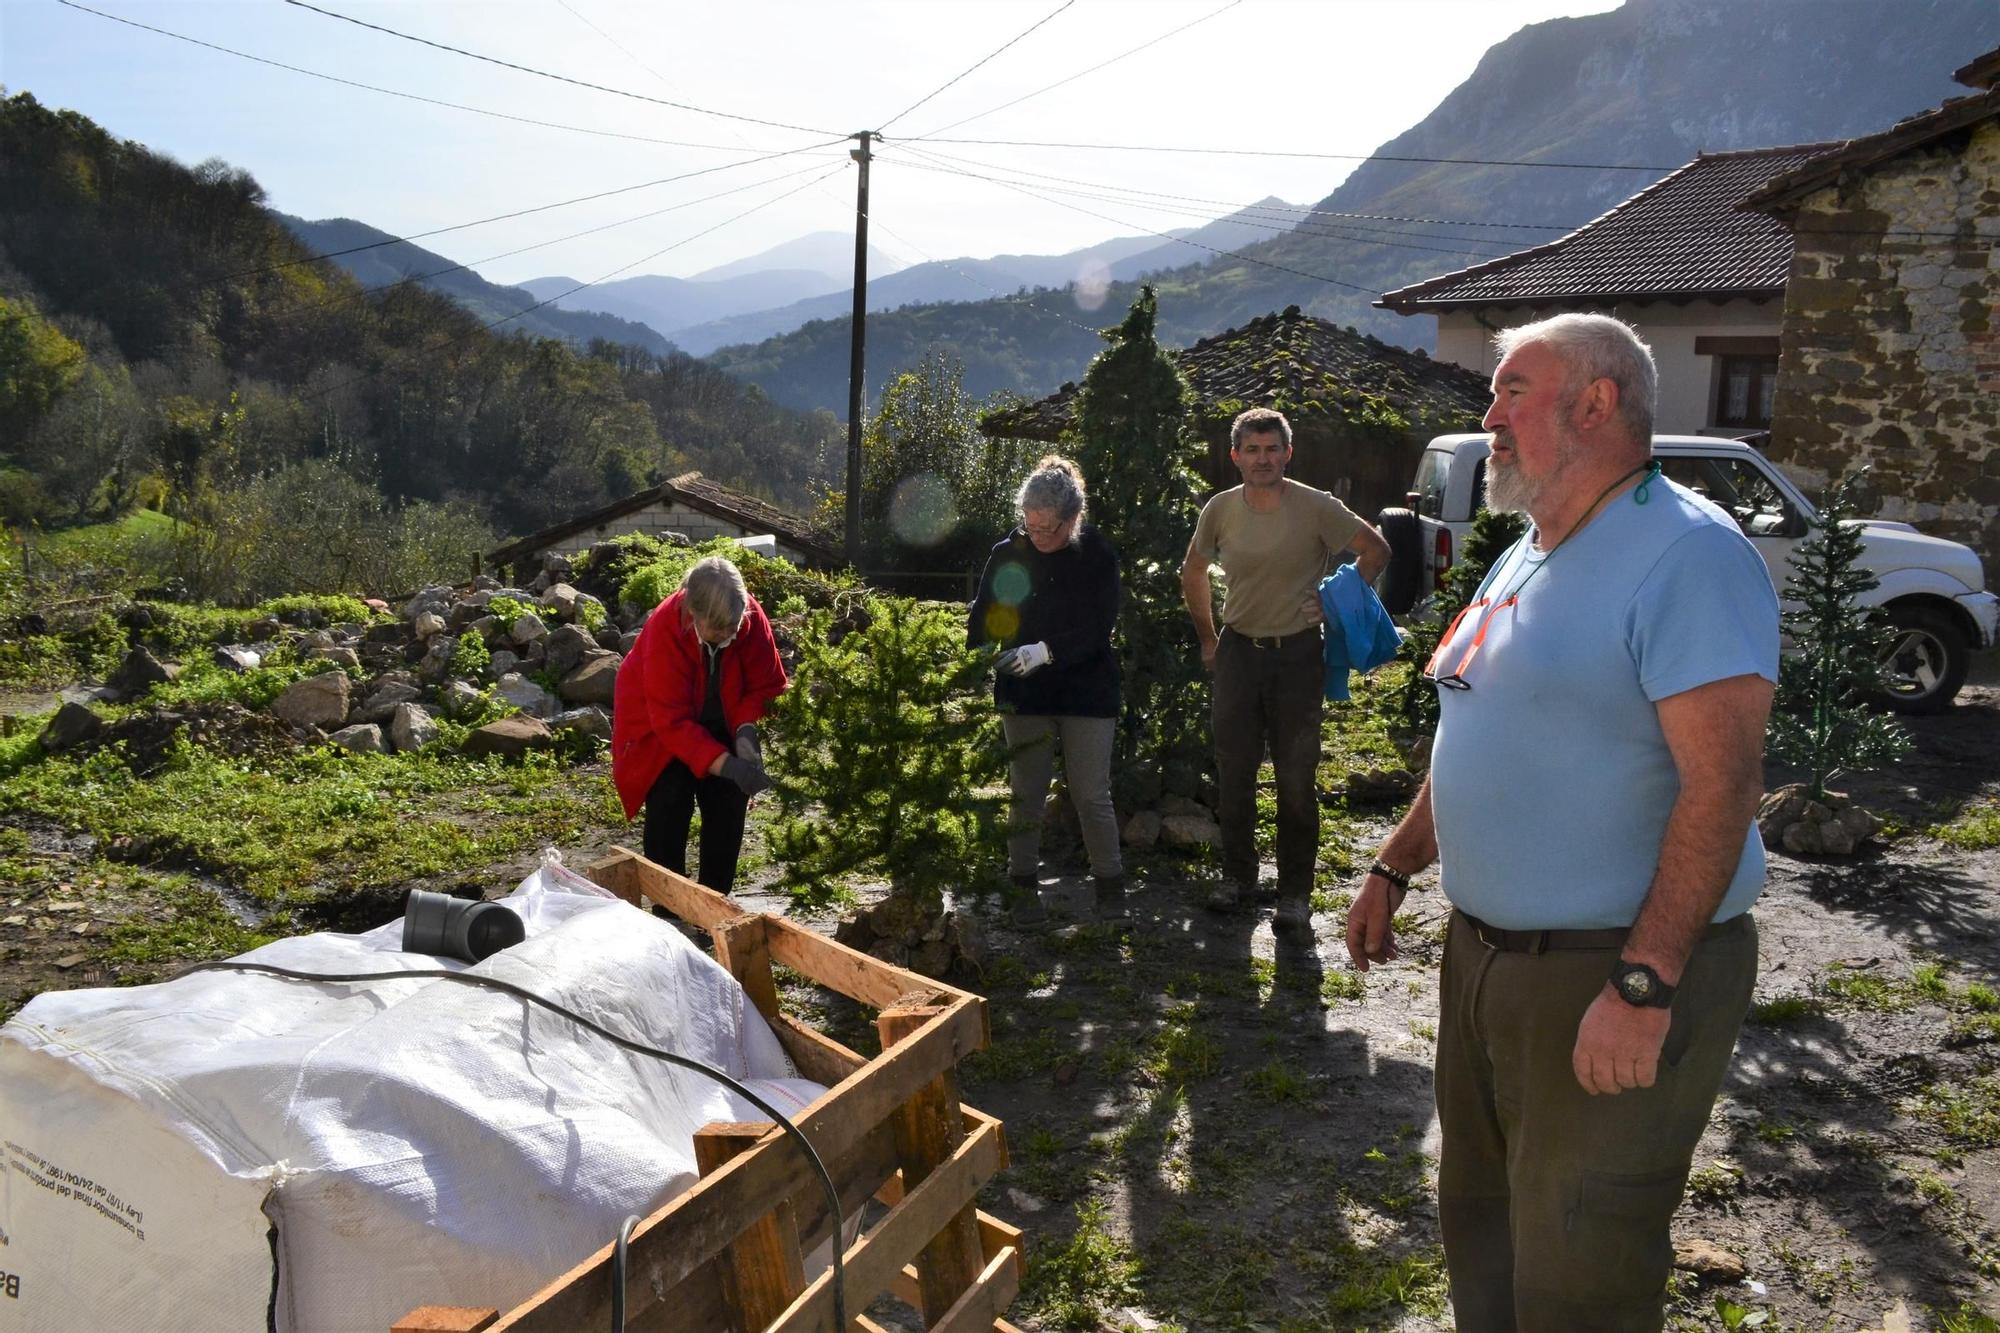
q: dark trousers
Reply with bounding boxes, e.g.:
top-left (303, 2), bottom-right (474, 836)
top-left (642, 760), bottom-right (749, 894)
top-left (1435, 910), bottom-right (1758, 1331)
top-left (1211, 626), bottom-right (1323, 899)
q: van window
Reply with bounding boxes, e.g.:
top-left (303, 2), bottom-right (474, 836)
top-left (1413, 450), bottom-right (1451, 519)
top-left (1657, 455), bottom-right (1806, 538)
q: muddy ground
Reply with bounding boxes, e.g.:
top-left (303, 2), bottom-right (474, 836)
top-left (4, 678), bottom-right (1998, 1329)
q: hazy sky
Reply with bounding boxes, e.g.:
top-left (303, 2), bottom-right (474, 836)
top-left (1, 0), bottom-right (1621, 287)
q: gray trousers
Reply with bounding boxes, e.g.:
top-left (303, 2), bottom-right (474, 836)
top-left (1435, 910), bottom-right (1758, 1331)
top-left (1002, 714), bottom-right (1123, 881)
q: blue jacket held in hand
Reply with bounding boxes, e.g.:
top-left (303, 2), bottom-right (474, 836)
top-left (1317, 564), bottom-right (1401, 701)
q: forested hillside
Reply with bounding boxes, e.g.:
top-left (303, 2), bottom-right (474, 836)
top-left (710, 0), bottom-right (1998, 413)
top-left (0, 93), bottom-right (840, 545)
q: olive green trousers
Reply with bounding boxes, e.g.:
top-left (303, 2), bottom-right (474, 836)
top-left (1435, 909), bottom-right (1758, 1331)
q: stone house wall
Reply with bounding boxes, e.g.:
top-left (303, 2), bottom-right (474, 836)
top-left (1764, 120), bottom-right (2000, 582)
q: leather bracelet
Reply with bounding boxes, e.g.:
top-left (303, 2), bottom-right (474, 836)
top-left (1368, 859), bottom-right (1413, 893)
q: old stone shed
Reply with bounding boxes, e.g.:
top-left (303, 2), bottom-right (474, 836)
top-left (1745, 47), bottom-right (2000, 582)
top-left (979, 306), bottom-right (1490, 521)
top-left (484, 471), bottom-right (838, 580)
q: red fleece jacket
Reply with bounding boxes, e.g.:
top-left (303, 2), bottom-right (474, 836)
top-left (611, 589), bottom-right (788, 819)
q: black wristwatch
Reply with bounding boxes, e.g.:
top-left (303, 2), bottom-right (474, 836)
top-left (1609, 960), bottom-right (1677, 1009)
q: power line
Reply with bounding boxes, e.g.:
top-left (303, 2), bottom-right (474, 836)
top-left (213, 140), bottom-right (846, 287)
top-left (302, 164), bottom-right (848, 402)
top-left (906, 0), bottom-right (1245, 142)
top-left (53, 0), bottom-right (801, 154)
top-left (263, 160), bottom-right (842, 326)
top-left (877, 0), bottom-right (1076, 134)
top-left (882, 145), bottom-right (1514, 264)
top-left (874, 144), bottom-right (1380, 296)
top-left (281, 0), bottom-right (844, 137)
top-left (905, 135), bottom-right (1683, 172)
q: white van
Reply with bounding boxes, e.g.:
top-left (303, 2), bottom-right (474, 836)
top-left (1377, 433), bottom-right (1999, 713)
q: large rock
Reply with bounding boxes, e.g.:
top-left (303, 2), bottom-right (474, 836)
top-left (510, 613), bottom-right (548, 646)
top-left (272, 672), bottom-right (351, 729)
top-left (354, 680), bottom-right (422, 724)
top-left (310, 644), bottom-right (362, 672)
top-left (364, 621), bottom-right (413, 647)
top-left (108, 646), bottom-right (175, 698)
top-left (464, 715), bottom-right (553, 758)
top-left (1122, 811), bottom-right (1162, 849)
top-left (543, 623), bottom-right (597, 679)
top-left (329, 723), bottom-right (386, 754)
top-left (39, 702), bottom-right (102, 752)
top-left (488, 649), bottom-right (519, 678)
top-left (1160, 813), bottom-right (1222, 851)
top-left (558, 652), bottom-right (620, 707)
top-left (412, 611), bottom-right (447, 640)
top-left (389, 703), bottom-right (438, 752)
top-left (495, 672), bottom-right (556, 718)
top-left (402, 585), bottom-right (452, 620)
top-left (418, 634), bottom-right (458, 682)
top-left (550, 706), bottom-right (611, 740)
top-left (1673, 1237), bottom-right (1747, 1282)
top-left (541, 583), bottom-right (580, 622)
top-left (439, 679), bottom-right (485, 719)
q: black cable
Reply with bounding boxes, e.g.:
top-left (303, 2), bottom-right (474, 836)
top-left (280, 0), bottom-right (842, 137)
top-left (905, 0), bottom-right (1244, 142)
top-left (876, 0), bottom-right (1076, 134)
top-left (171, 959), bottom-right (849, 1330)
top-left (51, 0), bottom-right (788, 155)
top-left (611, 1214), bottom-right (642, 1330)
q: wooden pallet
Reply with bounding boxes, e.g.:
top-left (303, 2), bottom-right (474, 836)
top-left (392, 847), bottom-right (1023, 1333)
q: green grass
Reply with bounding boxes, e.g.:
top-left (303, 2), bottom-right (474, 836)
top-left (1820, 966), bottom-right (1908, 1011)
top-left (1749, 994), bottom-right (1824, 1025)
top-left (1938, 1304), bottom-right (2000, 1333)
top-left (1685, 1160), bottom-right (1744, 1206)
top-left (1935, 801), bottom-right (2000, 851)
top-left (1021, 1199), bottom-right (1141, 1331)
top-left (101, 869), bottom-right (282, 968)
top-left (0, 733), bottom-right (619, 911)
top-left (1321, 968), bottom-right (1366, 1004)
top-left (1913, 1075), bottom-right (2000, 1147)
top-left (1245, 1057), bottom-right (1310, 1104)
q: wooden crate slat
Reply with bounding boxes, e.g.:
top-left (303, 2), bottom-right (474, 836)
top-left (488, 1000), bottom-right (984, 1331)
top-left (926, 1248), bottom-right (1021, 1333)
top-left (391, 1309), bottom-right (498, 1332)
top-left (878, 1004), bottom-right (984, 1323)
top-left (769, 1011), bottom-right (867, 1086)
top-left (695, 1122), bottom-right (808, 1330)
top-left (766, 1117), bottom-right (1004, 1333)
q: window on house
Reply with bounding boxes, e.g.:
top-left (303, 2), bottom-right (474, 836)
top-left (1716, 354), bottom-right (1779, 428)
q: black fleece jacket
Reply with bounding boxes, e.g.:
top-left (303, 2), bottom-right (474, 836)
top-left (967, 523), bottom-right (1121, 718)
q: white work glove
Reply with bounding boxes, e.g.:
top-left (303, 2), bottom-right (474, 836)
top-left (734, 723), bottom-right (761, 764)
top-left (1003, 641), bottom-right (1052, 676)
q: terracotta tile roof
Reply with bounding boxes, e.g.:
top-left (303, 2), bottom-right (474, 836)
top-left (980, 306), bottom-right (1491, 442)
top-left (486, 473), bottom-right (836, 568)
top-left (1376, 143), bottom-right (1839, 313)
top-left (1955, 44), bottom-right (2000, 91)
top-left (1743, 84), bottom-right (2000, 214)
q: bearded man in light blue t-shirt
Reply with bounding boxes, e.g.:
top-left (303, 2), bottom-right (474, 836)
top-left (1344, 313), bottom-right (1779, 1331)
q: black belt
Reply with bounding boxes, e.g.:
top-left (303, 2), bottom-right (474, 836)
top-left (1222, 624), bottom-right (1320, 650)
top-left (1457, 910), bottom-right (1745, 955)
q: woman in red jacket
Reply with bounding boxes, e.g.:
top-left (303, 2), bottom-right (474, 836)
top-left (612, 555), bottom-right (788, 894)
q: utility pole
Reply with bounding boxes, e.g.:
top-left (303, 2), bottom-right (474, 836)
top-left (843, 130), bottom-right (873, 570)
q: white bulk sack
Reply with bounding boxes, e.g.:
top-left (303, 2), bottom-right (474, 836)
top-left (0, 858), bottom-right (825, 1332)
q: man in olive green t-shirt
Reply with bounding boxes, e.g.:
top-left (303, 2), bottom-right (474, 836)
top-left (1180, 407), bottom-right (1389, 927)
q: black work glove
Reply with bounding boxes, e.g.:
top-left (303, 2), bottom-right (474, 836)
top-left (720, 753), bottom-right (772, 797)
top-left (734, 722), bottom-right (761, 764)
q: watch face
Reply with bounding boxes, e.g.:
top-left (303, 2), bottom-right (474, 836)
top-left (1617, 969), bottom-right (1654, 1003)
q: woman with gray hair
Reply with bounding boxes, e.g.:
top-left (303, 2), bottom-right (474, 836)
top-left (612, 554), bottom-right (788, 895)
top-left (968, 456), bottom-right (1127, 926)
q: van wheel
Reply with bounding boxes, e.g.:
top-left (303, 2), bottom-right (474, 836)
top-left (1376, 508), bottom-right (1423, 614)
top-left (1872, 603), bottom-right (1969, 714)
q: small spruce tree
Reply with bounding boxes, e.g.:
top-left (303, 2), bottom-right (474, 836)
top-left (765, 595), bottom-right (1006, 913)
top-left (1766, 470), bottom-right (1910, 800)
top-left (1067, 286), bottom-right (1210, 798)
